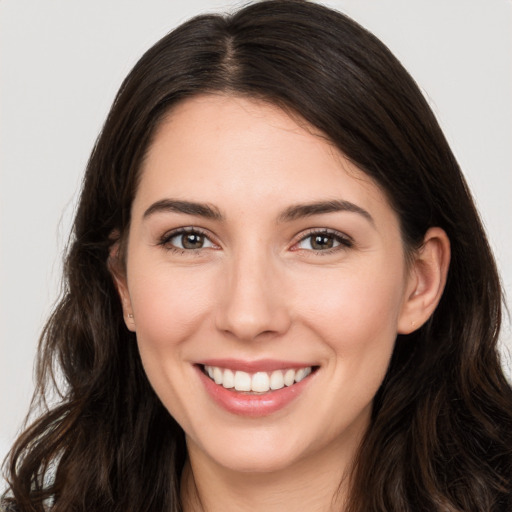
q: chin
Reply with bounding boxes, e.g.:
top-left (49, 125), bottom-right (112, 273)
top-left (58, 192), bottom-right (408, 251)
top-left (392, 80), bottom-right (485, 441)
top-left (187, 427), bottom-right (310, 474)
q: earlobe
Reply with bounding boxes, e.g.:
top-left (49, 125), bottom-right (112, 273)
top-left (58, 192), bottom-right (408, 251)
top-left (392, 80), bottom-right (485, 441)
top-left (397, 227), bottom-right (450, 334)
top-left (108, 241), bottom-right (136, 332)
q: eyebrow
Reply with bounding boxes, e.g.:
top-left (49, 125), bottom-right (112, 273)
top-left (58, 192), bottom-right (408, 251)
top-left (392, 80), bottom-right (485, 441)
top-left (142, 198), bottom-right (373, 225)
top-left (278, 200), bottom-right (374, 225)
top-left (143, 199), bottom-right (224, 221)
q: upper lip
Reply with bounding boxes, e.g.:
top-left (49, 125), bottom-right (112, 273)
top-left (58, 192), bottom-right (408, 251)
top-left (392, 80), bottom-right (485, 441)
top-left (197, 358), bottom-right (316, 373)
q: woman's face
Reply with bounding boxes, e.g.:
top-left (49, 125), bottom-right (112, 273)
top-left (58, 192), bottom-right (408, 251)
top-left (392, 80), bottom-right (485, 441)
top-left (117, 95), bottom-right (417, 474)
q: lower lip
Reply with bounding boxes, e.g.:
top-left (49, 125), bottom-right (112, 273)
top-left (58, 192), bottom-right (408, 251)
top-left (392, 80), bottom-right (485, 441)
top-left (196, 366), bottom-right (315, 417)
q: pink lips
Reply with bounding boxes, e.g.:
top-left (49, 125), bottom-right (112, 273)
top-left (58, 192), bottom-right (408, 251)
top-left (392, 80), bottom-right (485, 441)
top-left (195, 359), bottom-right (316, 417)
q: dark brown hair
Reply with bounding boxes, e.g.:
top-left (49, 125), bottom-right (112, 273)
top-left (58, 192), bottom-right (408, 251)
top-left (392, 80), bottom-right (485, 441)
top-left (3, 1), bottom-right (511, 510)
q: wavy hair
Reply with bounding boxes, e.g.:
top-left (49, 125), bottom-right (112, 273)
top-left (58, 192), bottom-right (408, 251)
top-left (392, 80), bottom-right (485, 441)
top-left (3, 1), bottom-right (511, 510)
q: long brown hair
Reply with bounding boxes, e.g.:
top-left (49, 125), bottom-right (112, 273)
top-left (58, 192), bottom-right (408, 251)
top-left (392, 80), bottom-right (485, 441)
top-left (3, 1), bottom-right (511, 510)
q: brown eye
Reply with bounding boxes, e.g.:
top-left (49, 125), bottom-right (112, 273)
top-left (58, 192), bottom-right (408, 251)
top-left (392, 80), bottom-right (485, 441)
top-left (163, 229), bottom-right (215, 251)
top-left (296, 230), bottom-right (352, 252)
top-left (181, 232), bottom-right (205, 249)
top-left (311, 234), bottom-right (334, 250)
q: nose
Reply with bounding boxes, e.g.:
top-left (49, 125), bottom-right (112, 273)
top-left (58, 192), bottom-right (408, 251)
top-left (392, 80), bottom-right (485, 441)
top-left (215, 249), bottom-right (292, 341)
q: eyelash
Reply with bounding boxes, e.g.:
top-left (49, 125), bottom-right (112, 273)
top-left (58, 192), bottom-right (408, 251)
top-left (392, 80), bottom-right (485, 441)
top-left (158, 227), bottom-right (217, 254)
top-left (292, 229), bottom-right (353, 255)
top-left (157, 227), bottom-right (353, 255)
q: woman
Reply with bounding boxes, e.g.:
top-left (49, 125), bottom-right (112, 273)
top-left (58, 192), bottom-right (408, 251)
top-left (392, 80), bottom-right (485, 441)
top-left (2, 1), bottom-right (511, 510)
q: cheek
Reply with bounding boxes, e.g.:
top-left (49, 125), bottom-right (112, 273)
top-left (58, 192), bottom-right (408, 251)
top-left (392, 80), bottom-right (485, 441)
top-left (126, 262), bottom-right (217, 425)
top-left (295, 264), bottom-right (405, 354)
top-left (128, 262), bottom-right (215, 349)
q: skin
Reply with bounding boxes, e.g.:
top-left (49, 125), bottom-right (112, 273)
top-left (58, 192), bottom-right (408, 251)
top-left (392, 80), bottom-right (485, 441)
top-left (114, 94), bottom-right (450, 511)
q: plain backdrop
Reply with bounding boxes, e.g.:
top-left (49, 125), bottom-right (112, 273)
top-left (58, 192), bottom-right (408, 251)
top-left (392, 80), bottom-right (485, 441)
top-left (1, 0), bottom-right (511, 473)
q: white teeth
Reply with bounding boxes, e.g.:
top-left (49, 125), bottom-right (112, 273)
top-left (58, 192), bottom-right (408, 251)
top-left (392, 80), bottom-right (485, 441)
top-left (284, 369), bottom-right (295, 387)
top-left (213, 367), bottom-right (223, 385)
top-left (222, 369), bottom-right (234, 389)
top-left (204, 365), bottom-right (313, 392)
top-left (270, 370), bottom-right (285, 390)
top-left (251, 372), bottom-right (270, 392)
top-left (294, 368), bottom-right (306, 383)
top-left (234, 371), bottom-right (252, 391)
top-left (294, 367), bottom-right (311, 382)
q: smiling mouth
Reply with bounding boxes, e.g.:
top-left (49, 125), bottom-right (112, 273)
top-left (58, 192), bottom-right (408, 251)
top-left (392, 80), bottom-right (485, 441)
top-left (201, 365), bottom-right (318, 394)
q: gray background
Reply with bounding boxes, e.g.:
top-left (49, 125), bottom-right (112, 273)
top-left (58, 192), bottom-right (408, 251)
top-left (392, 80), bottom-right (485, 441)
top-left (1, 0), bottom-right (511, 471)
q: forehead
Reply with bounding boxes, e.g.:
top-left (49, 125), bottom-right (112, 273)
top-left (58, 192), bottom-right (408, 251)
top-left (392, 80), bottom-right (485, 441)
top-left (135, 94), bottom-right (395, 224)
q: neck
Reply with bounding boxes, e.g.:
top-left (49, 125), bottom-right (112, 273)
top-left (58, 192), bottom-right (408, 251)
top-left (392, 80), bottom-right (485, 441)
top-left (180, 436), bottom-right (358, 512)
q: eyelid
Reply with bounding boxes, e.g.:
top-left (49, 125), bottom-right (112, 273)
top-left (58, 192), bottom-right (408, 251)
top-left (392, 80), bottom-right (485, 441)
top-left (290, 228), bottom-right (354, 252)
top-left (156, 226), bottom-right (352, 254)
top-left (158, 226), bottom-right (219, 250)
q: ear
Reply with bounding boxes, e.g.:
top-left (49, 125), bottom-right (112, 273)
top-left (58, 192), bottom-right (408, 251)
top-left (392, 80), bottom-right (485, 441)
top-left (397, 227), bottom-right (450, 334)
top-left (108, 241), bottom-right (136, 332)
